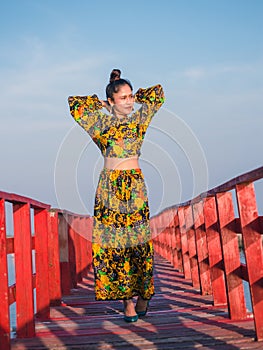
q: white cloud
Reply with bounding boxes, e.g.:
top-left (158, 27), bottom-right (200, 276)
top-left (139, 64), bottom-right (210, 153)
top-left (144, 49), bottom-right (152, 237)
top-left (182, 61), bottom-right (262, 82)
top-left (183, 68), bottom-right (206, 80)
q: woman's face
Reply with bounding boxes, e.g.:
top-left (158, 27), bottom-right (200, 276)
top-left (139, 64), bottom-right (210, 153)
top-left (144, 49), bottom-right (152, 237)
top-left (108, 84), bottom-right (134, 117)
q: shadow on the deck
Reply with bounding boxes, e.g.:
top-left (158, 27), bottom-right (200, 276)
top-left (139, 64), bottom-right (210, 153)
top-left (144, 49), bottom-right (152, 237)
top-left (11, 255), bottom-right (258, 350)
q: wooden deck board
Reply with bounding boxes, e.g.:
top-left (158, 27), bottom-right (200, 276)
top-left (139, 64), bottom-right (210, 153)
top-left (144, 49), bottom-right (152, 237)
top-left (11, 255), bottom-right (260, 349)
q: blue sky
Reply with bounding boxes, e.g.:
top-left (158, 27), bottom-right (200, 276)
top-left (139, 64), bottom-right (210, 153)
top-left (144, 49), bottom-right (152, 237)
top-left (1, 0), bottom-right (263, 215)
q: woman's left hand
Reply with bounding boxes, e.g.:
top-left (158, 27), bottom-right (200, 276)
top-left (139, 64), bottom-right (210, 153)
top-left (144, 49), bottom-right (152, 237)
top-left (101, 100), bottom-right (111, 112)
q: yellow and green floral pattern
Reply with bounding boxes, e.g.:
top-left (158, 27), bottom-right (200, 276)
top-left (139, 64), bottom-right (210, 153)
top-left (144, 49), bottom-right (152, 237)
top-left (68, 84), bottom-right (164, 301)
top-left (68, 85), bottom-right (165, 158)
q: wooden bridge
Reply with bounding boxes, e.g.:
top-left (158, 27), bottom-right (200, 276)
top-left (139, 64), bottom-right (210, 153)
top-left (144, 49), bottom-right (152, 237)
top-left (1, 166), bottom-right (263, 349)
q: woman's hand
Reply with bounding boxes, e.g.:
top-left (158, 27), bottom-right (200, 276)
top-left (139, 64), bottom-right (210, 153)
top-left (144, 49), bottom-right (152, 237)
top-left (101, 100), bottom-right (111, 112)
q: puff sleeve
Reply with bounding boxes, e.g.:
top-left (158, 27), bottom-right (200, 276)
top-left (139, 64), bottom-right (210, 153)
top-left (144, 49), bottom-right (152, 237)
top-left (68, 94), bottom-right (106, 137)
top-left (134, 84), bottom-right (165, 125)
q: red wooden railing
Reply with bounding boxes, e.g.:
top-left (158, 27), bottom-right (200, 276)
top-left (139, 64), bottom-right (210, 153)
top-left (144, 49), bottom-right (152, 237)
top-left (0, 192), bottom-right (92, 350)
top-left (1, 166), bottom-right (263, 348)
top-left (151, 166), bottom-right (263, 341)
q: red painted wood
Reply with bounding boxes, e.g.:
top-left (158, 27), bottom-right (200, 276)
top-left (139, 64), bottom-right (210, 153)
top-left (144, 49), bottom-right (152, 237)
top-left (34, 209), bottom-right (50, 319)
top-left (0, 199), bottom-right (11, 349)
top-left (79, 218), bottom-right (88, 279)
top-left (166, 208), bottom-right (175, 264)
top-left (216, 192), bottom-right (247, 320)
top-left (155, 215), bottom-right (164, 257)
top-left (58, 213), bottom-right (71, 295)
top-left (60, 262), bottom-right (71, 295)
top-left (6, 237), bottom-right (14, 254)
top-left (236, 182), bottom-right (263, 341)
top-left (192, 201), bottom-right (212, 295)
top-left (184, 205), bottom-right (200, 288)
top-left (13, 203), bottom-right (35, 338)
top-left (174, 213), bottom-right (183, 272)
top-left (74, 218), bottom-right (83, 283)
top-left (32, 274), bottom-right (36, 288)
top-left (48, 211), bottom-right (62, 306)
top-left (207, 166), bottom-right (263, 196)
top-left (80, 234), bottom-right (86, 278)
top-left (10, 255), bottom-right (259, 349)
top-left (86, 216), bottom-right (93, 271)
top-left (8, 284), bottom-right (16, 305)
top-left (169, 225), bottom-right (173, 263)
top-left (203, 196), bottom-right (227, 306)
top-left (163, 229), bottom-right (167, 259)
top-left (240, 263), bottom-right (249, 282)
top-left (159, 233), bottom-right (164, 258)
top-left (0, 191), bottom-right (50, 210)
top-left (178, 207), bottom-right (191, 279)
top-left (68, 215), bottom-right (77, 289)
top-left (163, 227), bottom-right (170, 261)
top-left (156, 214), bottom-right (166, 259)
top-left (171, 212), bottom-right (179, 270)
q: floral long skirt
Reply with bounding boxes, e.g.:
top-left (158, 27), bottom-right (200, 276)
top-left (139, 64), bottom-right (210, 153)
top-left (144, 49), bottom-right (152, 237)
top-left (92, 168), bottom-right (154, 301)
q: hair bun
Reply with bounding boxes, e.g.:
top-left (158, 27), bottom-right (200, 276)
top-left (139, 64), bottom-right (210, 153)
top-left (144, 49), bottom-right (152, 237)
top-left (109, 69), bottom-right (121, 83)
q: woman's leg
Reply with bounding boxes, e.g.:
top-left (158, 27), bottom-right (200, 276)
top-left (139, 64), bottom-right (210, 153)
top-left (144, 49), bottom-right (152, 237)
top-left (123, 298), bottom-right (138, 322)
top-left (123, 298), bottom-right (137, 317)
top-left (135, 296), bottom-right (149, 312)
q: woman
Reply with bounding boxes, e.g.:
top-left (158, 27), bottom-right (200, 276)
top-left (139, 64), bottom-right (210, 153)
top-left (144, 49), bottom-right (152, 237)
top-left (68, 70), bottom-right (165, 322)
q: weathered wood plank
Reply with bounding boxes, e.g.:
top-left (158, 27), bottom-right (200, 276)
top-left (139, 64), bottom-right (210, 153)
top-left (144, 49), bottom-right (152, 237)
top-left (11, 255), bottom-right (259, 350)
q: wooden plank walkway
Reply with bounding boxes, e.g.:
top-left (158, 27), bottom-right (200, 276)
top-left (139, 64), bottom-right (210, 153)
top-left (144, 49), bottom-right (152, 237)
top-left (11, 255), bottom-right (261, 350)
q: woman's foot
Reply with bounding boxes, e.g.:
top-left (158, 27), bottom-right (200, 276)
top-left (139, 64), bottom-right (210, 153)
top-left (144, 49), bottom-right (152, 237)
top-left (123, 299), bottom-right (138, 322)
top-left (135, 296), bottom-right (149, 316)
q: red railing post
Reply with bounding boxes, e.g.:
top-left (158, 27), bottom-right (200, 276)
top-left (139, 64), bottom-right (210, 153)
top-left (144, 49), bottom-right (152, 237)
top-left (163, 226), bottom-right (170, 261)
top-left (58, 212), bottom-right (71, 295)
top-left (192, 200), bottom-right (212, 295)
top-left (184, 205), bottom-right (200, 288)
top-left (74, 217), bottom-right (82, 283)
top-left (48, 211), bottom-right (62, 305)
top-left (80, 217), bottom-right (88, 278)
top-left (68, 215), bottom-right (77, 289)
top-left (158, 215), bottom-right (167, 259)
top-left (171, 211), bottom-right (179, 270)
top-left (34, 208), bottom-right (50, 319)
top-left (178, 207), bottom-right (191, 279)
top-left (216, 192), bottom-right (247, 320)
top-left (0, 191), bottom-right (95, 348)
top-left (203, 196), bottom-right (227, 306)
top-left (156, 215), bottom-right (164, 257)
top-left (13, 203), bottom-right (35, 338)
top-left (167, 209), bottom-right (175, 264)
top-left (174, 212), bottom-right (183, 272)
top-left (0, 199), bottom-right (10, 350)
top-left (236, 182), bottom-right (263, 341)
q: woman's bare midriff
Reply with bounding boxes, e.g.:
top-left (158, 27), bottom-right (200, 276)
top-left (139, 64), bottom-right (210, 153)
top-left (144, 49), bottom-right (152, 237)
top-left (104, 156), bottom-right (140, 170)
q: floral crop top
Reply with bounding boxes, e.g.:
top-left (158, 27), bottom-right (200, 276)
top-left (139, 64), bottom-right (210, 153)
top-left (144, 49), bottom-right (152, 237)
top-left (68, 84), bottom-right (165, 158)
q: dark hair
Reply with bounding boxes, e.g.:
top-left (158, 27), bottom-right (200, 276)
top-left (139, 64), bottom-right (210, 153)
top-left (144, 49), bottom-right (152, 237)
top-left (109, 69), bottom-right (121, 83)
top-left (106, 69), bottom-right (133, 100)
